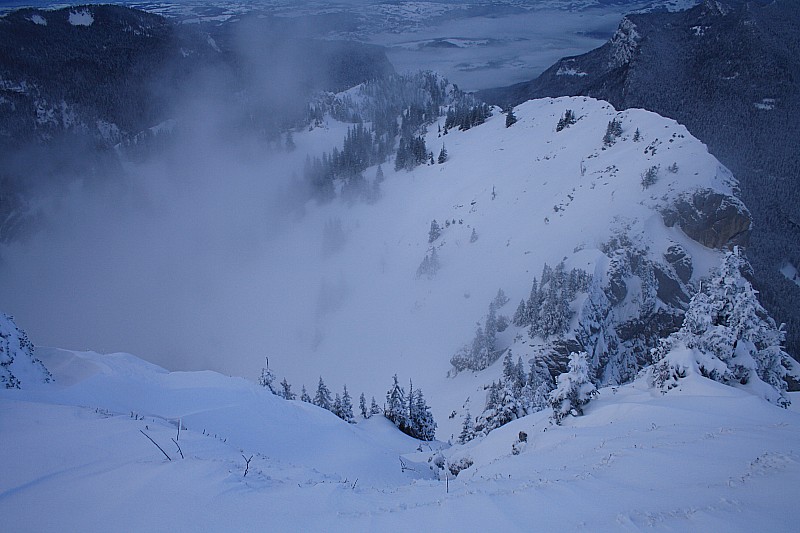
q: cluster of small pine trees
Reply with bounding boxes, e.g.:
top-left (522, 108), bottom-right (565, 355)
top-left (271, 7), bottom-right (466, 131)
top-left (555, 109), bottom-right (577, 131)
top-left (394, 134), bottom-right (429, 171)
top-left (303, 123), bottom-right (389, 202)
top-left (385, 375), bottom-right (437, 441)
top-left (512, 261), bottom-right (591, 340)
top-left (602, 117), bottom-right (623, 147)
top-left (258, 365), bottom-right (437, 438)
top-left (450, 289), bottom-right (511, 372)
top-left (258, 363), bottom-right (383, 425)
top-left (443, 100), bottom-right (492, 132)
top-left (461, 353), bottom-right (554, 441)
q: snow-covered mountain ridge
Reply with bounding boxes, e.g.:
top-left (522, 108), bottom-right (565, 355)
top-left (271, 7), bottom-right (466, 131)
top-left (280, 94), bottom-right (749, 439)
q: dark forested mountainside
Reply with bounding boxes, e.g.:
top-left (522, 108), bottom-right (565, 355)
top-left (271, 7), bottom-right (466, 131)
top-left (0, 5), bottom-right (393, 241)
top-left (479, 0), bottom-right (800, 359)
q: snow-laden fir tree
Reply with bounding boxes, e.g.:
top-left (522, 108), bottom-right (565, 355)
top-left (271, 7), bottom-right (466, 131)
top-left (469, 228), bottom-right (478, 243)
top-left (512, 299), bottom-right (527, 327)
top-left (408, 388), bottom-right (437, 441)
top-left (385, 374), bottom-right (407, 429)
top-left (574, 274), bottom-right (630, 386)
top-left (258, 359), bottom-right (277, 394)
top-left (300, 385), bottom-right (312, 403)
top-left (370, 396), bottom-right (382, 416)
top-left (359, 392), bottom-right (368, 418)
top-left (556, 109), bottom-right (576, 131)
top-left (525, 359), bottom-right (554, 412)
top-left (333, 393), bottom-right (343, 418)
top-left (505, 106), bottom-right (517, 128)
top-left (280, 378), bottom-right (296, 400)
top-left (416, 247), bottom-right (441, 279)
top-left (438, 144), bottom-right (448, 164)
top-left (428, 219), bottom-right (442, 243)
top-left (549, 351), bottom-right (597, 424)
top-left (458, 410), bottom-right (474, 444)
top-left (314, 377), bottom-right (333, 411)
top-left (493, 288), bottom-right (510, 309)
top-left (602, 118), bottom-right (623, 147)
top-left (649, 248), bottom-right (796, 407)
top-left (340, 385), bottom-right (355, 423)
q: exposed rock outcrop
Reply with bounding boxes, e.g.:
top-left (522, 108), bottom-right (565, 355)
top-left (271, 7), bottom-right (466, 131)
top-left (661, 188), bottom-right (750, 249)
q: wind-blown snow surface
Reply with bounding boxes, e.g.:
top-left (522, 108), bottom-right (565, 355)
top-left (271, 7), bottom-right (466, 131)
top-left (1, 348), bottom-right (799, 531)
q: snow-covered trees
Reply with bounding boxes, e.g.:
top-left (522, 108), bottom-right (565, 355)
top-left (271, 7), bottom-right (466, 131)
top-left (511, 262), bottom-right (589, 341)
top-left (359, 392), bottom-right (368, 418)
top-left (556, 109), bottom-right (576, 131)
top-left (444, 101), bottom-right (491, 132)
top-left (450, 297), bottom-right (508, 372)
top-left (408, 388), bottom-right (437, 441)
top-left (335, 385), bottom-right (355, 423)
top-left (650, 248), bottom-right (795, 407)
top-left (467, 353), bottom-right (555, 438)
top-left (416, 247), bottom-right (441, 279)
top-left (0, 313), bottom-right (52, 389)
top-left (300, 385), bottom-right (312, 403)
top-left (602, 118), bottom-right (623, 147)
top-left (505, 106), bottom-right (517, 128)
top-left (258, 359), bottom-right (277, 394)
top-left (279, 378), bottom-right (296, 400)
top-left (458, 410), bottom-right (474, 444)
top-left (428, 219), bottom-right (442, 243)
top-left (640, 165), bottom-right (659, 189)
top-left (385, 374), bottom-right (407, 428)
top-left (314, 377), bottom-right (333, 411)
top-left (549, 351), bottom-right (597, 424)
top-left (438, 144), bottom-right (448, 164)
top-left (384, 375), bottom-right (437, 441)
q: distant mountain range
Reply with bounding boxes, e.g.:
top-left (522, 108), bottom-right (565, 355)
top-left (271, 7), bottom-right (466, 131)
top-left (479, 0), bottom-right (800, 359)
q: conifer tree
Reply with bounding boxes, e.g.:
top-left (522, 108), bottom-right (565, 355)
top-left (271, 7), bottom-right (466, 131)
top-left (258, 359), bottom-right (276, 394)
top-left (370, 396), bottom-right (382, 416)
top-left (359, 392), bottom-right (368, 418)
top-left (429, 220), bottom-right (442, 243)
top-left (300, 385), bottom-right (312, 403)
top-left (280, 378), bottom-right (295, 400)
top-left (340, 385), bottom-right (355, 423)
top-left (650, 248), bottom-right (795, 407)
top-left (513, 299), bottom-right (528, 327)
top-left (333, 393), bottom-right (343, 418)
top-left (314, 377), bottom-right (333, 411)
top-left (549, 352), bottom-right (597, 424)
top-left (458, 410), bottom-right (474, 444)
top-left (505, 106), bottom-right (517, 128)
top-left (408, 388), bottom-right (437, 441)
top-left (385, 374), bottom-right (407, 429)
top-left (438, 144), bottom-right (448, 164)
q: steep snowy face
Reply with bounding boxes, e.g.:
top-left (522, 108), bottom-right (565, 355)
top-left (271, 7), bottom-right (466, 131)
top-left (275, 95), bottom-right (745, 438)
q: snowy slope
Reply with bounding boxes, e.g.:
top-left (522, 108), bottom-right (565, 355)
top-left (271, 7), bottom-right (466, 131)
top-left (2, 348), bottom-right (799, 531)
top-left (268, 96), bottom-right (740, 440)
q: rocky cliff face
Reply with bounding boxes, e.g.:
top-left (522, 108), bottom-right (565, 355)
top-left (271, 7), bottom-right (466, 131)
top-left (662, 188), bottom-right (751, 249)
